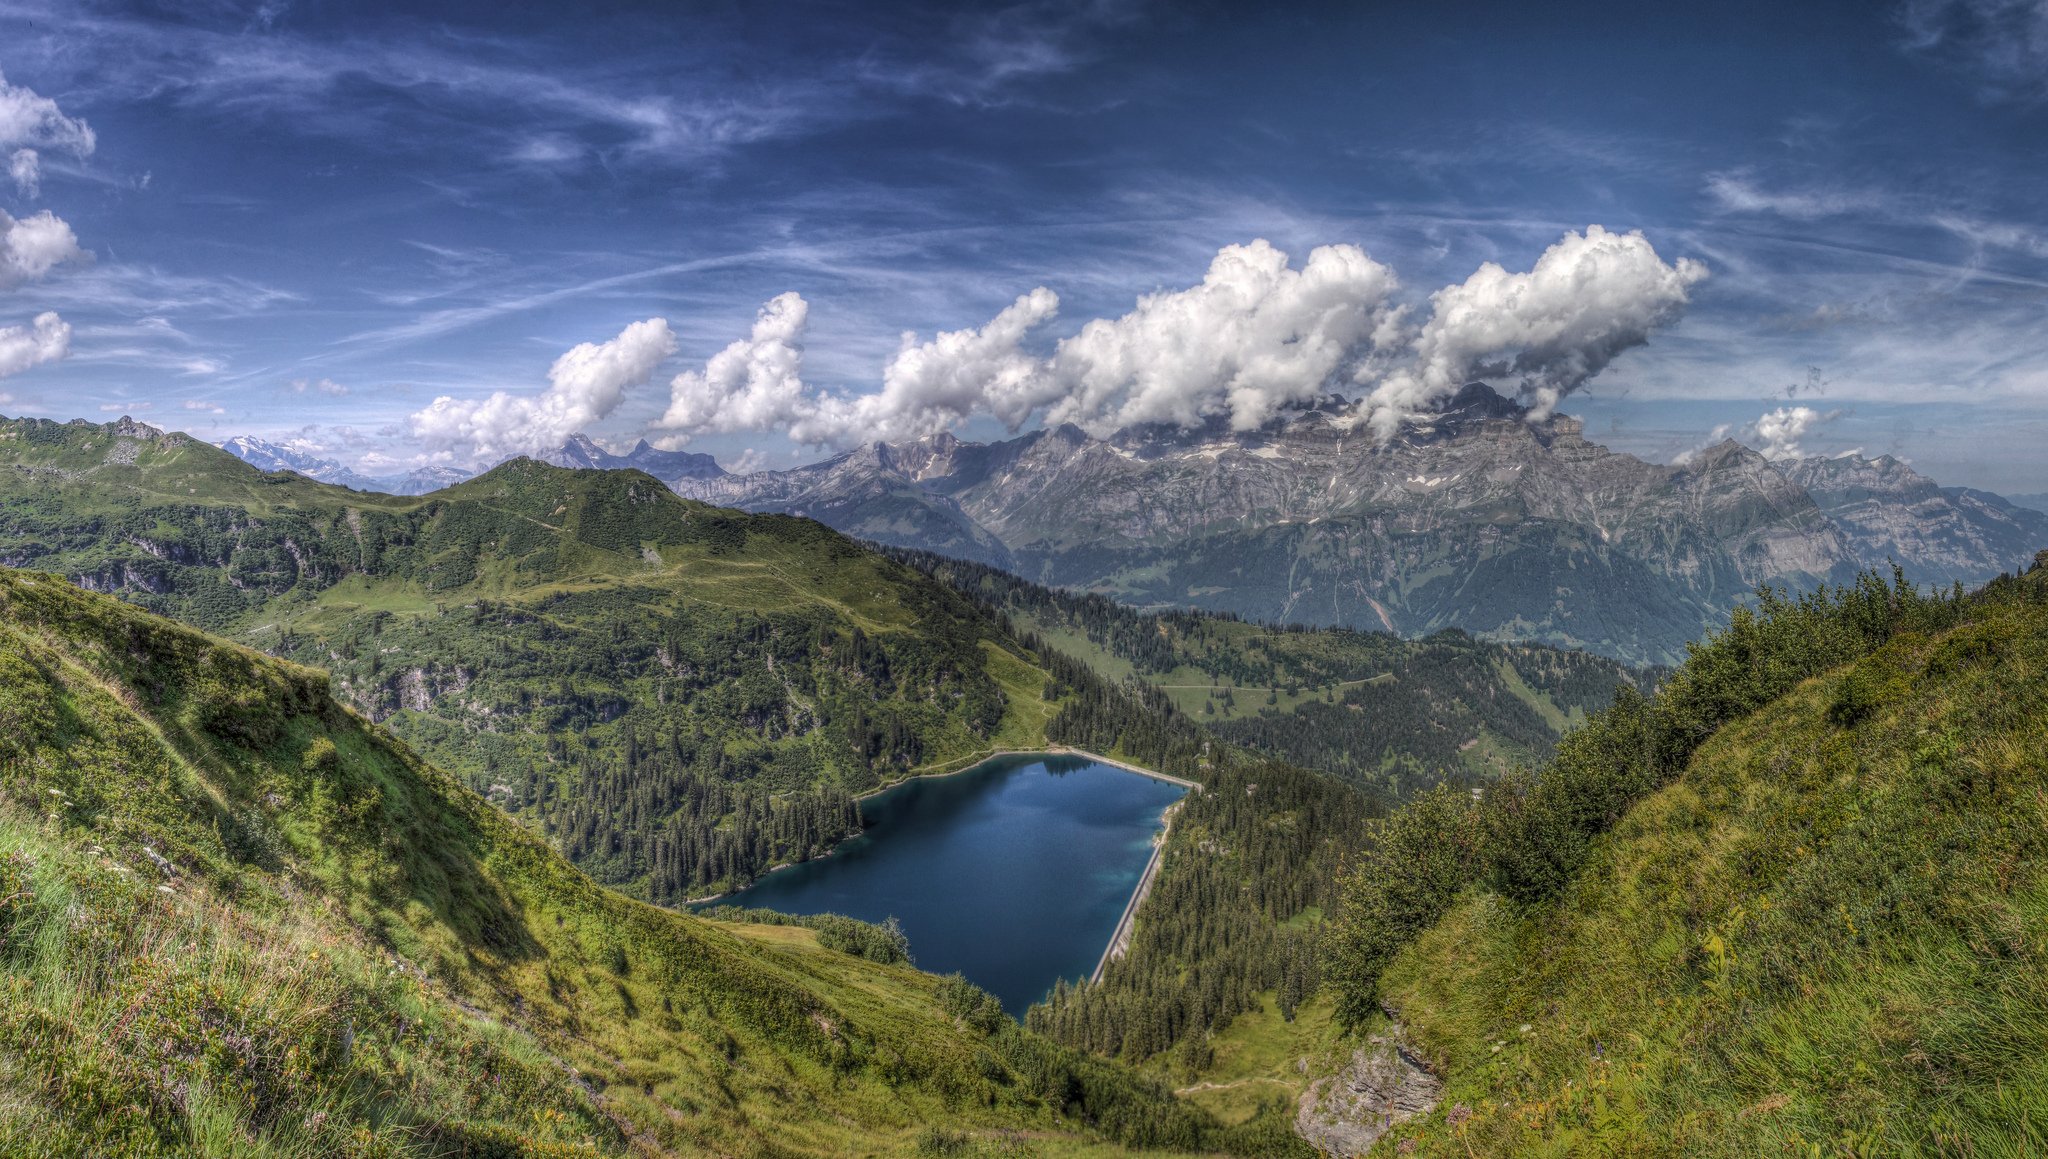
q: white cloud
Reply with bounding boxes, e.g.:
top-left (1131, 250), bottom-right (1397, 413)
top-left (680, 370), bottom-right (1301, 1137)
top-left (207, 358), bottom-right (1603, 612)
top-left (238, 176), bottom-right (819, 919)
top-left (181, 399), bottom-right (225, 414)
top-left (651, 241), bottom-right (1406, 448)
top-left (0, 69), bottom-right (94, 200)
top-left (657, 293), bottom-right (810, 440)
top-left (1357, 226), bottom-right (1708, 438)
top-left (0, 209), bottom-right (86, 289)
top-left (807, 286), bottom-right (1062, 444)
top-left (410, 317), bottom-right (676, 460)
top-left (0, 312), bottom-right (69, 379)
top-left (1747, 405), bottom-right (1838, 460)
top-left (728, 447), bottom-right (770, 474)
top-left (1705, 172), bottom-right (1883, 220)
top-left (1671, 423), bottom-right (1734, 466)
top-left (0, 71), bottom-right (95, 153)
top-left (8, 149), bottom-right (37, 197)
top-left (1044, 242), bottom-right (1400, 435)
top-left (287, 377), bottom-right (351, 397)
top-left (642, 229), bottom-right (1701, 451)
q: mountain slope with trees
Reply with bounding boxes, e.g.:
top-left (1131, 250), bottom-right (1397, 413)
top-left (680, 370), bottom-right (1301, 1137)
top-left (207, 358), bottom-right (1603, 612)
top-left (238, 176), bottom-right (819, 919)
top-left (895, 549), bottom-right (1646, 800)
top-left (0, 565), bottom-right (1278, 1156)
top-left (0, 415), bottom-right (1070, 900)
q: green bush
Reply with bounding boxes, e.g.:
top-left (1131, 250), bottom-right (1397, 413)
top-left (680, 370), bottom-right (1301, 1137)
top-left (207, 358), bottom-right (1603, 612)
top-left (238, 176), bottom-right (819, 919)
top-left (1329, 567), bottom-right (1970, 1020)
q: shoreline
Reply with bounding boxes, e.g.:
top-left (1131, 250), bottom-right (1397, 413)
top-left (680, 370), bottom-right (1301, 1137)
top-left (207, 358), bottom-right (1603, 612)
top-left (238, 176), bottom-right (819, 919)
top-left (1092, 797), bottom-right (1181, 984)
top-left (689, 747), bottom-right (1198, 907)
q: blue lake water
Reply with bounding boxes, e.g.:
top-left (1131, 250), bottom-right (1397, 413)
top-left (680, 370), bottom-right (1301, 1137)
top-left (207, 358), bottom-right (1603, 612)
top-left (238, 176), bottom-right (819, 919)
top-left (706, 753), bottom-right (1186, 1016)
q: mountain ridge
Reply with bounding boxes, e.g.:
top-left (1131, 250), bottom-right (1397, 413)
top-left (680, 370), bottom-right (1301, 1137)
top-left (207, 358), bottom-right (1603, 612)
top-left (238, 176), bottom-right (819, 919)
top-left (678, 386), bottom-right (2044, 665)
top-left (220, 433), bottom-right (473, 495)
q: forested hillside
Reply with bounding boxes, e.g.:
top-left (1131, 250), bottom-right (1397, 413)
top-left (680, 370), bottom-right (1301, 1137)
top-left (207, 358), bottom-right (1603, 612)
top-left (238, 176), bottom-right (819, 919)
top-left (1324, 558), bottom-right (2048, 1154)
top-left (0, 417), bottom-right (1076, 900)
top-left (0, 565), bottom-right (1291, 1156)
top-left (1030, 760), bottom-right (1369, 1071)
top-left (894, 550), bottom-right (1646, 799)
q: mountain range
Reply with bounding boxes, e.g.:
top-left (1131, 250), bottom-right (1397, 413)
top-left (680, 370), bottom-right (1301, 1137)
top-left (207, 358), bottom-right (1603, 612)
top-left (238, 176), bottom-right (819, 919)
top-left (678, 384), bottom-right (2048, 665)
top-left (220, 430), bottom-right (729, 496)
top-left (533, 431), bottom-right (728, 484)
top-left (220, 433), bottom-right (473, 495)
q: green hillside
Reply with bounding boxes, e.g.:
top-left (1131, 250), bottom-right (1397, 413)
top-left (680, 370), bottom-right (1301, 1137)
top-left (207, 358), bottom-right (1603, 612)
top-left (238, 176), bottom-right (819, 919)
top-left (0, 417), bottom-right (1065, 901)
top-left (1326, 557), bottom-right (2048, 1155)
top-left (0, 564), bottom-right (1294, 1157)
top-left (891, 551), bottom-right (1645, 799)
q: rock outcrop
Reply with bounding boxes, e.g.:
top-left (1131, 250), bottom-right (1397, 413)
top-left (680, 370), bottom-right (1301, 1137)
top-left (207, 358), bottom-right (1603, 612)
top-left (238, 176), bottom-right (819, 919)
top-left (1295, 1034), bottom-right (1444, 1156)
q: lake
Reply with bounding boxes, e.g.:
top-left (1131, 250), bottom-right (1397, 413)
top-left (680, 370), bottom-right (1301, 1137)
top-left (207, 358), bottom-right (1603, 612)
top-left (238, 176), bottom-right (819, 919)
top-left (707, 753), bottom-right (1187, 1016)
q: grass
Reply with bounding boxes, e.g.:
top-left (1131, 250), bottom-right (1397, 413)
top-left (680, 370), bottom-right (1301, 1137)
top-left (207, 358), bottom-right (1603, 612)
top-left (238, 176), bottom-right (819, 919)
top-left (0, 427), bottom-right (1088, 899)
top-left (0, 566), bottom-right (1236, 1156)
top-left (1158, 993), bottom-right (1343, 1129)
top-left (1372, 588), bottom-right (2048, 1156)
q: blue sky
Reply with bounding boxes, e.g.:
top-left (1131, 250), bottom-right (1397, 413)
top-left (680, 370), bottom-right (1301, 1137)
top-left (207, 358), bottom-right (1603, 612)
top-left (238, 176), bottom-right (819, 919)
top-left (0, 0), bottom-right (2044, 492)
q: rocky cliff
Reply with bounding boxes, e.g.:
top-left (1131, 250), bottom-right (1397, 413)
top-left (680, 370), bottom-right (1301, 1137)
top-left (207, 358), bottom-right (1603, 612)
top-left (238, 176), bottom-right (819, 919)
top-left (674, 386), bottom-right (2041, 665)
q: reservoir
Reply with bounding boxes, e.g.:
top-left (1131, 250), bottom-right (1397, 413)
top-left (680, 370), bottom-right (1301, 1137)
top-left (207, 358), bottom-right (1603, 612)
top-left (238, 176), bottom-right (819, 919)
top-left (709, 753), bottom-right (1187, 1017)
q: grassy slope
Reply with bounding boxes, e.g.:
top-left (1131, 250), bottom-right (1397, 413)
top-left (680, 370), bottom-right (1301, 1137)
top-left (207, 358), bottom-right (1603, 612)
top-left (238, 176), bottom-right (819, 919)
top-left (0, 417), bottom-right (1062, 898)
top-left (1372, 570), bottom-right (2048, 1156)
top-left (0, 566), bottom-right (1228, 1157)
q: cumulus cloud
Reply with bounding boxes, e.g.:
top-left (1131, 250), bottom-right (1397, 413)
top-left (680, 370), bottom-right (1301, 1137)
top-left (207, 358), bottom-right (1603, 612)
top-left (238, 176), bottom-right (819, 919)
top-left (1044, 242), bottom-right (1400, 434)
top-left (0, 312), bottom-right (70, 379)
top-left (806, 286), bottom-right (1062, 444)
top-left (1357, 226), bottom-right (1707, 438)
top-left (1671, 423), bottom-right (1736, 467)
top-left (642, 228), bottom-right (1701, 451)
top-left (0, 209), bottom-right (86, 289)
top-left (652, 241), bottom-right (1407, 448)
top-left (1747, 405), bottom-right (1838, 460)
top-left (0, 70), bottom-right (95, 199)
top-left (410, 317), bottom-right (676, 460)
top-left (657, 293), bottom-right (810, 439)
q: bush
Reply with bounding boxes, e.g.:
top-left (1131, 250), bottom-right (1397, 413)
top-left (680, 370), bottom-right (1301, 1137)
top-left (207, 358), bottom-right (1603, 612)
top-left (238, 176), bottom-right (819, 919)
top-left (1324, 784), bottom-right (1481, 1022)
top-left (1328, 568), bottom-right (1970, 1020)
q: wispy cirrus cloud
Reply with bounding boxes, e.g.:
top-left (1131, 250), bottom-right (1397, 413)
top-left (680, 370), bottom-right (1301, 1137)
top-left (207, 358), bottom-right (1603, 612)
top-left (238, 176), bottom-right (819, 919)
top-left (1899, 0), bottom-right (2048, 103)
top-left (0, 66), bottom-right (95, 197)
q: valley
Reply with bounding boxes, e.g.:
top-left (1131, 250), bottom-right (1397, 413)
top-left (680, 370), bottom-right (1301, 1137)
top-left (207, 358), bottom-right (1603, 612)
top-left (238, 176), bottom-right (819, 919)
top-left (1, 411), bottom-right (2045, 1157)
top-left (4, 5), bottom-right (2044, 1154)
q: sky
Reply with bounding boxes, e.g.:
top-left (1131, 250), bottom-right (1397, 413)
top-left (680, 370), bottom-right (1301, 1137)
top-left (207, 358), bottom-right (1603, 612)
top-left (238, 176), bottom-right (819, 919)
top-left (0, 0), bottom-right (2045, 493)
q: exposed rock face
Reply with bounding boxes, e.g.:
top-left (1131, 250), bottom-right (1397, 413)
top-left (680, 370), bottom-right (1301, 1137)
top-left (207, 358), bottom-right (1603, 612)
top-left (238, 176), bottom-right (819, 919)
top-left (1775, 454), bottom-right (2048, 586)
top-left (535, 434), bottom-right (726, 487)
top-left (1295, 1036), bottom-right (1443, 1156)
top-left (684, 387), bottom-right (1885, 664)
top-left (678, 431), bottom-right (1014, 567)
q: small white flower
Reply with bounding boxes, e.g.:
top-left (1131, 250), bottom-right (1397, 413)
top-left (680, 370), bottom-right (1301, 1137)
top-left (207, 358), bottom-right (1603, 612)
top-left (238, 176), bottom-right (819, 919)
top-left (156, 885), bottom-right (174, 894)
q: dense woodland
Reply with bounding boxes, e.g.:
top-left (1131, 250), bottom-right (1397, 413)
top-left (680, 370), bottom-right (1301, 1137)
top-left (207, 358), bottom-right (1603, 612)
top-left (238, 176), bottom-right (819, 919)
top-left (1027, 759), bottom-right (1371, 1071)
top-left (894, 548), bottom-right (1645, 798)
top-left (291, 584), bottom-right (1023, 902)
